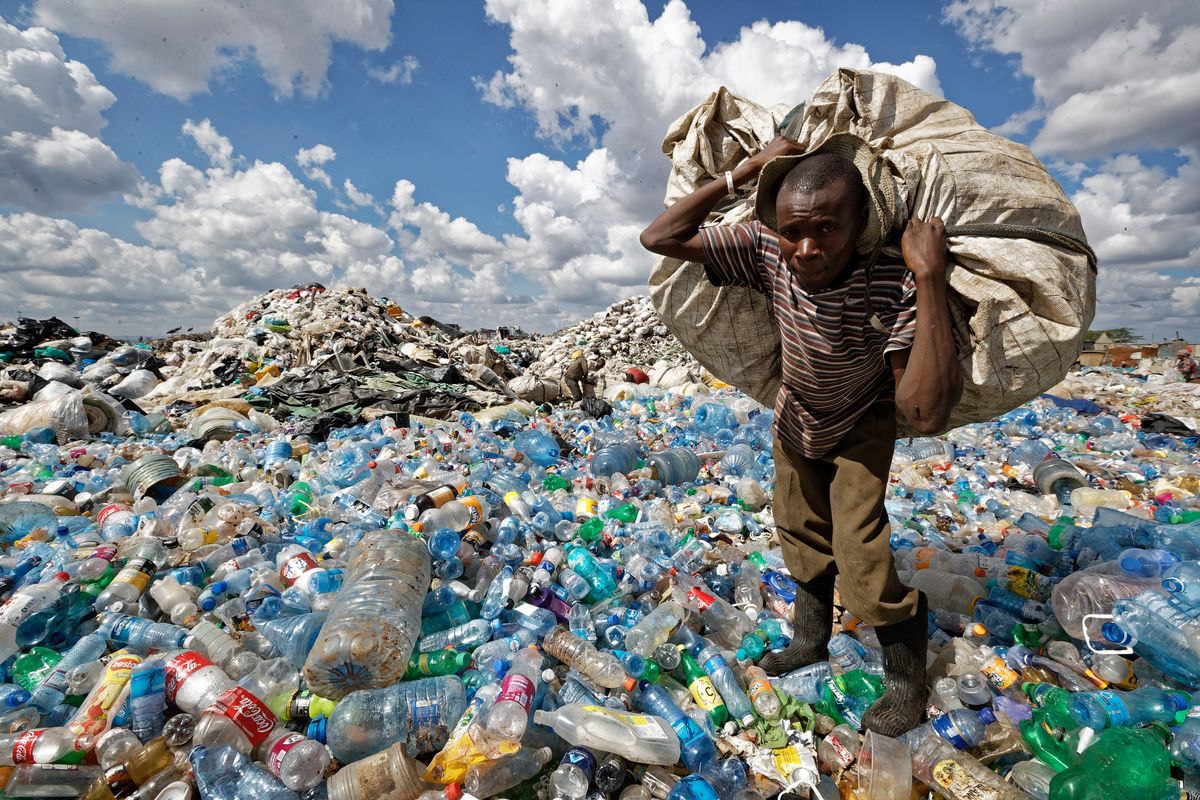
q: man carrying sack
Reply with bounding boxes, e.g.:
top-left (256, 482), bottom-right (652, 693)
top-left (640, 133), bottom-right (961, 735)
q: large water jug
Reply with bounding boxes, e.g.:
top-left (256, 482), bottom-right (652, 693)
top-left (591, 441), bottom-right (639, 477)
top-left (303, 531), bottom-right (430, 698)
top-left (646, 448), bottom-right (700, 485)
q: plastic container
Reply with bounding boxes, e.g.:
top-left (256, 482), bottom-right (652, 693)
top-left (304, 531), bottom-right (430, 699)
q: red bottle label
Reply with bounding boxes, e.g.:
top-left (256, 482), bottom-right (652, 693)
top-left (687, 586), bottom-right (716, 611)
top-left (163, 651), bottom-right (215, 703)
top-left (497, 673), bottom-right (535, 710)
top-left (280, 553), bottom-right (319, 586)
top-left (267, 732), bottom-right (307, 776)
top-left (10, 729), bottom-right (43, 764)
top-left (208, 687), bottom-right (277, 747)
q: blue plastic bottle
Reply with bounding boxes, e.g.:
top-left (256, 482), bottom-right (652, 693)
top-left (636, 681), bottom-right (717, 772)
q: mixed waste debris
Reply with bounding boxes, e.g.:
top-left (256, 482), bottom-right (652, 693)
top-left (0, 289), bottom-right (1198, 799)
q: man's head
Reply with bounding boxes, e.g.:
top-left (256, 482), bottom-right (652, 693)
top-left (773, 153), bottom-right (868, 292)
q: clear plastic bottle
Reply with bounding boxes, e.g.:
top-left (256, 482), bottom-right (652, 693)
top-left (157, 649), bottom-right (236, 716)
top-left (28, 633), bottom-right (107, 713)
top-left (254, 726), bottom-right (331, 790)
top-left (463, 746), bottom-right (553, 797)
top-left (304, 530), bottom-right (430, 699)
top-left (543, 626), bottom-right (626, 688)
top-left (624, 600), bottom-right (685, 657)
top-left (911, 736), bottom-right (1029, 800)
top-left (193, 681), bottom-right (278, 756)
top-left (318, 675), bottom-right (467, 763)
top-left (0, 727), bottom-right (92, 765)
top-left (97, 613), bottom-right (188, 651)
top-left (485, 646), bottom-right (543, 741)
top-left (94, 537), bottom-right (166, 610)
top-left (533, 704), bottom-right (681, 765)
top-left (550, 747), bottom-right (597, 800)
top-left (127, 661), bottom-right (167, 743)
top-left (189, 744), bottom-right (297, 800)
top-left (0, 572), bottom-right (69, 662)
top-left (635, 681), bottom-right (718, 772)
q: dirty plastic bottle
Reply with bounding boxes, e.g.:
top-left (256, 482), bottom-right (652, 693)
top-left (463, 746), bottom-right (553, 797)
top-left (327, 741), bottom-right (427, 800)
top-left (533, 704), bottom-right (681, 765)
top-left (543, 626), bottom-right (626, 688)
top-left (95, 537), bottom-right (166, 611)
top-left (189, 745), bottom-right (296, 800)
top-left (316, 675), bottom-right (468, 763)
top-left (551, 747), bottom-right (597, 800)
top-left (304, 530), bottom-right (430, 698)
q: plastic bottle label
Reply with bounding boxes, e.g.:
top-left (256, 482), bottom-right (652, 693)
top-left (10, 729), bottom-right (43, 764)
top-left (773, 744), bottom-right (814, 779)
top-left (686, 586), bottom-right (716, 611)
top-left (208, 686), bottom-right (276, 747)
top-left (932, 713), bottom-right (972, 750)
top-left (460, 496), bottom-right (485, 527)
top-left (280, 553), bottom-right (319, 586)
top-left (163, 651), bottom-right (215, 702)
top-left (979, 657), bottom-right (1019, 691)
top-left (563, 747), bottom-right (597, 779)
top-left (931, 759), bottom-right (999, 798)
top-left (690, 676), bottom-right (724, 711)
top-left (267, 732), bottom-right (307, 776)
top-left (749, 677), bottom-right (773, 702)
top-left (1092, 691), bottom-right (1130, 726)
top-left (580, 705), bottom-right (670, 741)
top-left (497, 673), bottom-right (535, 710)
top-left (0, 592), bottom-right (43, 627)
top-left (113, 558), bottom-right (156, 592)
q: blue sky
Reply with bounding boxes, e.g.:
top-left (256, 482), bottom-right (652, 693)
top-left (1, 0), bottom-right (1197, 340)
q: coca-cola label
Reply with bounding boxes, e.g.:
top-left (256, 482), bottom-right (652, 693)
top-left (686, 586), bottom-right (716, 611)
top-left (279, 553), bottom-right (319, 587)
top-left (267, 732), bottom-right (306, 776)
top-left (209, 686), bottom-right (276, 747)
top-left (497, 673), bottom-right (535, 711)
top-left (164, 651), bottom-right (215, 702)
top-left (11, 729), bottom-right (43, 764)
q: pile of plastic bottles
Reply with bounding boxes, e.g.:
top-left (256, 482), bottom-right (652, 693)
top-left (0, 368), bottom-right (1197, 800)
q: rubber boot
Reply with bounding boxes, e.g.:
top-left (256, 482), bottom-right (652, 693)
top-left (759, 573), bottom-right (836, 676)
top-left (861, 593), bottom-right (929, 736)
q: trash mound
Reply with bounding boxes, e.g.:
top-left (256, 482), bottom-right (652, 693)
top-left (139, 284), bottom-right (522, 421)
top-left (527, 296), bottom-right (702, 387)
top-left (2, 295), bottom-right (1200, 798)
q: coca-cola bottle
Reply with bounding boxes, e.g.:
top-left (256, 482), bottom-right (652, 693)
top-left (156, 650), bottom-right (235, 716)
top-left (0, 727), bottom-right (91, 766)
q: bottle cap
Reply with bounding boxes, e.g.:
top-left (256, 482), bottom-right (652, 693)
top-left (445, 783), bottom-right (463, 800)
top-left (305, 717), bottom-right (327, 742)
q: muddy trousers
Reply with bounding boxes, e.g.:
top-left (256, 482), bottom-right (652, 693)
top-left (772, 400), bottom-right (919, 627)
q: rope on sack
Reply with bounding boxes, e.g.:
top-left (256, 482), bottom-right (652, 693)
top-left (944, 223), bottom-right (1097, 272)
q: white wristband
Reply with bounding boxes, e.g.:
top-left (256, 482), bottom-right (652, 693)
top-left (725, 170), bottom-right (736, 195)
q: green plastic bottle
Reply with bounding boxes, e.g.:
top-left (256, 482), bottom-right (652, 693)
top-left (406, 650), bottom-right (472, 679)
top-left (12, 647), bottom-right (61, 691)
top-left (1023, 682), bottom-right (1077, 731)
top-left (1049, 725), bottom-right (1176, 800)
top-left (815, 670), bottom-right (884, 730)
top-left (679, 650), bottom-right (728, 729)
top-left (605, 503), bottom-right (638, 524)
top-left (577, 517), bottom-right (604, 543)
top-left (543, 474), bottom-right (572, 493)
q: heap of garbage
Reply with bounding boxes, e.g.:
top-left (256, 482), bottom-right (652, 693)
top-left (526, 296), bottom-right (701, 387)
top-left (0, 290), bottom-right (1199, 799)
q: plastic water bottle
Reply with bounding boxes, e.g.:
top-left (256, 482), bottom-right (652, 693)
top-left (899, 707), bottom-right (994, 751)
top-left (0, 572), bottom-right (69, 662)
top-left (127, 661), bottom-right (166, 743)
top-left (1032, 458), bottom-right (1087, 504)
top-left (485, 646), bottom-right (543, 741)
top-left (95, 537), bottom-right (166, 611)
top-left (189, 745), bottom-right (296, 800)
top-left (647, 448), bottom-right (701, 485)
top-left (550, 747), bottom-right (597, 800)
top-left (636, 681), bottom-right (718, 772)
top-left (97, 613), bottom-right (188, 651)
top-left (1068, 686), bottom-right (1189, 730)
top-left (592, 441), bottom-right (639, 477)
top-left (304, 530), bottom-right (430, 699)
top-left (316, 675), bottom-right (467, 763)
top-left (28, 633), bottom-right (106, 713)
top-left (256, 612), bottom-right (327, 670)
top-left (513, 429), bottom-right (560, 467)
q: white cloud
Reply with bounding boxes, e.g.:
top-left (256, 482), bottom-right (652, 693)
top-left (945, 2), bottom-right (1200, 340)
top-left (339, 179), bottom-right (381, 213)
top-left (0, 19), bottom-right (137, 212)
top-left (376, 0), bottom-right (941, 326)
top-left (367, 55), bottom-right (418, 85)
top-left (296, 143), bottom-right (336, 189)
top-left (184, 119), bottom-right (234, 171)
top-left (32, 0), bottom-right (395, 99)
top-left (945, 1), bottom-right (1200, 160)
top-left (0, 213), bottom-right (208, 331)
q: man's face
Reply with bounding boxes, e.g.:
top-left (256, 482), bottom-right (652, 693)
top-left (774, 180), bottom-right (866, 293)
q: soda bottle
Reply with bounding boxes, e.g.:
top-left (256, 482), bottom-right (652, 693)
top-left (485, 646), bottom-right (543, 741)
top-left (679, 649), bottom-right (729, 729)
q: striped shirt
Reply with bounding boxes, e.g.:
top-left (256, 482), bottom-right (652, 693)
top-left (700, 221), bottom-right (918, 459)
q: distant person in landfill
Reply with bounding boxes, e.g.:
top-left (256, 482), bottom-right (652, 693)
top-left (1177, 348), bottom-right (1198, 382)
top-left (563, 351), bottom-right (604, 402)
top-left (639, 134), bottom-right (962, 736)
